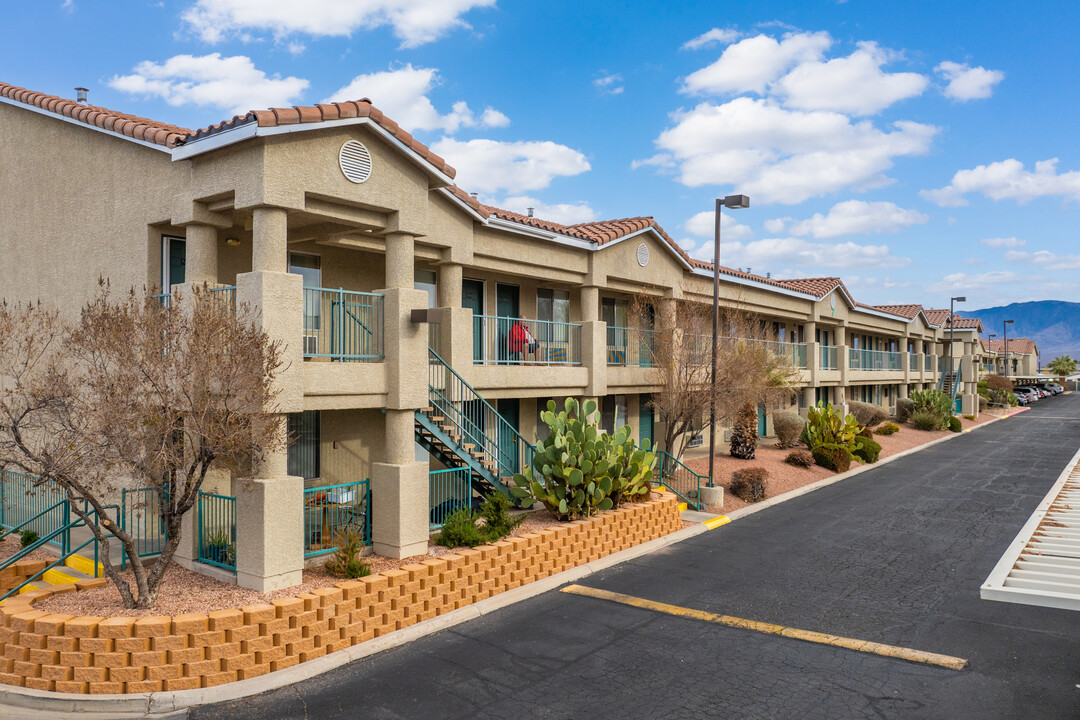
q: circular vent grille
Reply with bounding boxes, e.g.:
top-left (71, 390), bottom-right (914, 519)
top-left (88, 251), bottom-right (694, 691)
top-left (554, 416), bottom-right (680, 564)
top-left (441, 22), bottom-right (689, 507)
top-left (636, 243), bottom-right (650, 267)
top-left (339, 140), bottom-right (372, 183)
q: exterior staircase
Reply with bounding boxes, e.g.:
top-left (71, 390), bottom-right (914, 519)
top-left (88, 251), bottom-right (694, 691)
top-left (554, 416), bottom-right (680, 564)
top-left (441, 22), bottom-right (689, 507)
top-left (417, 350), bottom-right (534, 499)
top-left (938, 363), bottom-right (964, 413)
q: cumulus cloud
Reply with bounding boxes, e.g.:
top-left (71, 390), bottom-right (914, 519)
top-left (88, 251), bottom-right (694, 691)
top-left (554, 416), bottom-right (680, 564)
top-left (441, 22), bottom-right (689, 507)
top-left (431, 138), bottom-right (591, 194)
top-left (681, 28), bottom-right (740, 51)
top-left (182, 0), bottom-right (495, 48)
top-left (979, 236), bottom-right (1026, 248)
top-left (593, 73), bottom-right (624, 95)
top-left (684, 210), bottom-right (754, 241)
top-left (780, 200), bottom-right (929, 238)
top-left (772, 41), bottom-right (927, 115)
top-left (681, 31), bottom-right (832, 95)
top-left (325, 65), bottom-right (507, 134)
top-left (498, 196), bottom-right (599, 225)
top-left (108, 54), bottom-right (308, 116)
top-left (650, 97), bottom-right (936, 204)
top-left (1004, 249), bottom-right (1080, 270)
top-left (936, 61), bottom-right (1004, 101)
top-left (921, 158), bottom-right (1080, 206)
top-left (708, 237), bottom-right (911, 269)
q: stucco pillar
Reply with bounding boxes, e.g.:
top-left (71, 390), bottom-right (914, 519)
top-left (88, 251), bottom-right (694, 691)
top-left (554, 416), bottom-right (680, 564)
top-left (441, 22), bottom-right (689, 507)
top-left (582, 320), bottom-right (607, 398)
top-left (385, 232), bottom-right (415, 290)
top-left (442, 307), bottom-right (475, 369)
top-left (805, 340), bottom-right (820, 387)
top-left (438, 263), bottom-right (463, 307)
top-left (835, 325), bottom-right (848, 387)
top-left (252, 207), bottom-right (288, 273)
top-left (580, 286), bottom-right (600, 322)
top-left (380, 287), bottom-right (429, 410)
top-left (802, 386), bottom-right (816, 417)
top-left (371, 409), bottom-right (428, 559)
top-left (802, 321), bottom-right (817, 345)
top-left (184, 223), bottom-right (219, 286)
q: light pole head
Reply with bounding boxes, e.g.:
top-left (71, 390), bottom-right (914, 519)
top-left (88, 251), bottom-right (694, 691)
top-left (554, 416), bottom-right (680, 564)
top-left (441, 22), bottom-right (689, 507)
top-left (721, 194), bottom-right (750, 209)
top-left (952, 296), bottom-right (966, 302)
top-left (1004, 319), bottom-right (1014, 325)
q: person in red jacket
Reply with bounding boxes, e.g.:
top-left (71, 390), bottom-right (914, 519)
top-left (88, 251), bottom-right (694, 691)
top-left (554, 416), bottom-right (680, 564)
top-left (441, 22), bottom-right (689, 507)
top-left (508, 315), bottom-right (538, 362)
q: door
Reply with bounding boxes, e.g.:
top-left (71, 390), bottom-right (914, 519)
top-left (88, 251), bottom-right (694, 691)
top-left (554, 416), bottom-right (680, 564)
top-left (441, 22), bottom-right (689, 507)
top-left (162, 235), bottom-right (186, 289)
top-left (757, 404), bottom-right (767, 437)
top-left (639, 395), bottom-right (654, 449)
top-left (602, 298), bottom-right (629, 365)
top-left (496, 284), bottom-right (519, 364)
top-left (496, 399), bottom-right (520, 475)
top-left (462, 279), bottom-right (484, 363)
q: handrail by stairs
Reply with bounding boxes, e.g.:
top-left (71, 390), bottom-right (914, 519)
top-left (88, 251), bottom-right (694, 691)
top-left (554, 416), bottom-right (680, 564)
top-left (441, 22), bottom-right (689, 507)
top-left (0, 498), bottom-right (70, 553)
top-left (657, 450), bottom-right (706, 511)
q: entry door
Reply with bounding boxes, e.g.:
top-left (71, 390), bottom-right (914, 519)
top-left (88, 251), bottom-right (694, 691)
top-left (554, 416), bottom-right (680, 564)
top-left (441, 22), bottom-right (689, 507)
top-left (463, 279), bottom-right (484, 363)
top-left (496, 399), bottom-right (520, 475)
top-left (162, 236), bottom-right (186, 289)
top-left (602, 298), bottom-right (628, 364)
top-left (639, 395), bottom-right (654, 448)
top-left (496, 284), bottom-right (519, 364)
top-left (757, 404), bottom-right (767, 437)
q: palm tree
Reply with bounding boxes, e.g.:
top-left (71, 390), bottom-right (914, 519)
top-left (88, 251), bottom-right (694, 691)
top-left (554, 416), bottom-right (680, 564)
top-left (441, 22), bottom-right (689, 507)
top-left (1047, 355), bottom-right (1078, 378)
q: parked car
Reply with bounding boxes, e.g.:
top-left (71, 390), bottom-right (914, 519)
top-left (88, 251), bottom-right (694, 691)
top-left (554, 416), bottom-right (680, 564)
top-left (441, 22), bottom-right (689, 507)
top-left (1040, 382), bottom-right (1065, 395)
top-left (1012, 392), bottom-right (1029, 406)
top-left (1014, 387), bottom-right (1039, 403)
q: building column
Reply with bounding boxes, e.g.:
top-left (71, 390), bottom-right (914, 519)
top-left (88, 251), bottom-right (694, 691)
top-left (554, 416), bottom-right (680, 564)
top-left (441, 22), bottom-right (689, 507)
top-left (835, 325), bottom-right (848, 411)
top-left (438, 263), bottom-right (463, 308)
top-left (385, 232), bottom-right (415, 290)
top-left (580, 286), bottom-right (600, 322)
top-left (252, 207), bottom-right (288, 273)
top-left (371, 409), bottom-right (428, 559)
top-left (802, 386), bottom-right (816, 417)
top-left (183, 223), bottom-right (219, 286)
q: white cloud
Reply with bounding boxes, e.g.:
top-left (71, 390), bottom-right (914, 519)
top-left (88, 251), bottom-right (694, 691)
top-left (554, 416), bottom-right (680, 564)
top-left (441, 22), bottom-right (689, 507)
top-left (709, 237), bottom-right (911, 269)
top-left (935, 61), bottom-right (1004, 101)
top-left (61, 0), bottom-right (75, 11)
top-left (924, 270), bottom-right (1022, 294)
top-left (681, 31), bottom-right (832, 95)
top-left (108, 54), bottom-right (308, 116)
top-left (681, 28), bottom-right (740, 51)
top-left (498, 196), bottom-right (599, 225)
top-left (286, 41), bottom-right (306, 55)
top-left (651, 97), bottom-right (937, 204)
top-left (324, 65), bottom-right (507, 134)
top-left (1004, 250), bottom-right (1080, 270)
top-left (182, 0), bottom-right (495, 48)
top-left (783, 200), bottom-right (929, 238)
top-left (593, 73), bottom-right (624, 95)
top-left (431, 138), bottom-right (591, 194)
top-left (763, 217), bottom-right (789, 234)
top-left (772, 42), bottom-right (927, 115)
top-left (979, 236), bottom-right (1026, 249)
top-left (921, 158), bottom-right (1080, 206)
top-left (684, 210), bottom-right (754, 241)
top-left (840, 275), bottom-right (912, 290)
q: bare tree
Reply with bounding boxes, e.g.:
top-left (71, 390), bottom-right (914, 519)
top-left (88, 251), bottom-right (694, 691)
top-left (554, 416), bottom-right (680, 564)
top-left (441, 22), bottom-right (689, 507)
top-left (0, 283), bottom-right (284, 608)
top-left (630, 292), bottom-right (798, 462)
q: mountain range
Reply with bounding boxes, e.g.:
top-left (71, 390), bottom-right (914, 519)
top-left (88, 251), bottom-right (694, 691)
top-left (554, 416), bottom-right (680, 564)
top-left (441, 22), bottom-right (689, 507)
top-left (957, 301), bottom-right (1080, 363)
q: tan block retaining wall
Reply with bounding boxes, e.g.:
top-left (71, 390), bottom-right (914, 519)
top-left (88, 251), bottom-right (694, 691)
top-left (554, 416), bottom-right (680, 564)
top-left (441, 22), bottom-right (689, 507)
top-left (0, 559), bottom-right (48, 596)
top-left (0, 494), bottom-right (681, 694)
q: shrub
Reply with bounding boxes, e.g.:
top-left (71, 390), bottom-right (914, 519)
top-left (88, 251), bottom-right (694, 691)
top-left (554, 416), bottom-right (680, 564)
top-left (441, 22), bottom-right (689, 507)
top-left (773, 411), bottom-right (804, 449)
top-left (874, 422), bottom-right (899, 436)
top-left (434, 492), bottom-right (526, 548)
top-left (477, 492), bottom-right (525, 539)
top-left (895, 398), bottom-right (914, 424)
top-left (729, 402), bottom-right (758, 459)
top-left (910, 389), bottom-right (953, 420)
top-left (849, 401), bottom-right (888, 428)
top-left (978, 395), bottom-right (988, 411)
top-left (963, 414), bottom-right (977, 421)
top-left (812, 445), bottom-right (852, 473)
top-left (730, 467), bottom-right (768, 502)
top-left (853, 435), bottom-right (881, 463)
top-left (947, 415), bottom-right (963, 433)
top-left (784, 450), bottom-right (814, 468)
top-left (324, 528), bottom-right (371, 579)
top-left (910, 410), bottom-right (944, 431)
top-left (433, 507), bottom-right (486, 548)
top-left (1006, 392), bottom-right (1019, 407)
top-left (802, 403), bottom-right (861, 460)
top-left (20, 530), bottom-right (38, 548)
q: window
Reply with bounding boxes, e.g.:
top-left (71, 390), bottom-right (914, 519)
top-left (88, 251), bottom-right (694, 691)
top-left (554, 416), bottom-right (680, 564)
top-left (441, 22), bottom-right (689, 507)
top-left (287, 411), bottom-right (320, 481)
top-left (601, 395), bottom-right (627, 434)
top-left (291, 253), bottom-right (322, 334)
top-left (161, 235), bottom-right (186, 289)
top-left (537, 288), bottom-right (571, 345)
top-left (414, 269), bottom-right (437, 308)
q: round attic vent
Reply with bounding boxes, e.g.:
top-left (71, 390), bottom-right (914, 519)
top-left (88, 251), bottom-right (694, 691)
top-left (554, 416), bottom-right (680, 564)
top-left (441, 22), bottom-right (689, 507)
top-left (339, 140), bottom-right (372, 184)
top-left (637, 243), bottom-right (650, 267)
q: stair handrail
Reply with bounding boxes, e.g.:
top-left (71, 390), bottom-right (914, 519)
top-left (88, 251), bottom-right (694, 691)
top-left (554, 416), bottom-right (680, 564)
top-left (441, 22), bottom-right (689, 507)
top-left (1, 529), bottom-right (103, 601)
top-left (0, 498), bottom-right (69, 545)
top-left (0, 501), bottom-right (115, 591)
top-left (428, 348), bottom-right (535, 477)
top-left (657, 450), bottom-right (706, 510)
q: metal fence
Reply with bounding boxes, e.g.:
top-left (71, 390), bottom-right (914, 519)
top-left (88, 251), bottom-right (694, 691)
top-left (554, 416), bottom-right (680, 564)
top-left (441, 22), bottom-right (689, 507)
top-left (429, 468), bottom-right (473, 529)
top-left (909, 353), bottom-right (919, 371)
top-left (197, 490), bottom-right (236, 571)
top-left (303, 479), bottom-right (371, 558)
top-left (924, 354), bottom-right (934, 372)
top-left (849, 348), bottom-right (902, 371)
top-left (119, 487), bottom-right (168, 570)
top-left (473, 315), bottom-right (581, 365)
top-left (302, 287), bottom-right (384, 362)
top-left (606, 326), bottom-right (657, 367)
top-left (657, 451), bottom-right (706, 511)
top-left (0, 470), bottom-right (68, 550)
top-left (820, 345), bottom-right (839, 370)
top-left (207, 285), bottom-right (237, 312)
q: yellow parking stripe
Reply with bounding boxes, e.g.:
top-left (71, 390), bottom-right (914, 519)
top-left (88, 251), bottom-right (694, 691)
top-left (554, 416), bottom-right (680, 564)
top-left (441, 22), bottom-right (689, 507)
top-left (560, 584), bottom-right (967, 671)
top-left (702, 515), bottom-right (730, 529)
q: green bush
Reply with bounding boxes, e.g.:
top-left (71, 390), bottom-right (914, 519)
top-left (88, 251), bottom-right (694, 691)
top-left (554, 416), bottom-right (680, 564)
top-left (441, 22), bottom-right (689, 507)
top-left (895, 398), bottom-right (914, 424)
top-left (812, 444), bottom-right (852, 473)
top-left (947, 415), bottom-right (963, 433)
top-left (910, 410), bottom-right (944, 431)
top-left (853, 435), bottom-right (881, 463)
top-left (433, 507), bottom-right (486, 548)
top-left (874, 422), bottom-right (899, 436)
top-left (730, 467), bottom-right (768, 502)
top-left (1006, 392), bottom-right (1018, 407)
top-left (20, 530), bottom-right (39, 548)
top-left (511, 398), bottom-right (654, 520)
top-left (910, 389), bottom-right (953, 420)
top-left (963, 414), bottom-right (977, 421)
top-left (324, 528), bottom-right (372, 579)
top-left (802, 403), bottom-right (861, 460)
top-left (773, 411), bottom-right (804, 449)
top-left (784, 450), bottom-right (814, 468)
top-left (477, 492), bottom-right (526, 538)
top-left (849, 401), bottom-right (888, 428)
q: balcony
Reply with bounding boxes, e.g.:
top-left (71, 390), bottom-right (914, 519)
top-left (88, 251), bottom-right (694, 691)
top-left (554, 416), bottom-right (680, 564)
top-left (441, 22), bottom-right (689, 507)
top-left (472, 315), bottom-right (581, 366)
top-left (821, 345), bottom-right (839, 370)
top-left (688, 335), bottom-right (808, 369)
top-left (909, 353), bottom-right (918, 371)
top-left (849, 348), bottom-right (902, 372)
top-left (607, 326), bottom-right (657, 367)
top-left (924, 354), bottom-right (934, 372)
top-left (302, 287), bottom-right (384, 362)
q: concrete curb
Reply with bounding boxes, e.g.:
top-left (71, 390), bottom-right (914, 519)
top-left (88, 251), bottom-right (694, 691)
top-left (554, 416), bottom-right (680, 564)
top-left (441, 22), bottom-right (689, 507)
top-left (0, 412), bottom-right (1015, 717)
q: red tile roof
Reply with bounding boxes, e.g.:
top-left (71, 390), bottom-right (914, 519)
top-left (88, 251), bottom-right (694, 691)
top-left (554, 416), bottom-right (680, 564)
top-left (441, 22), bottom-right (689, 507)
top-left (871, 304), bottom-right (925, 320)
top-left (923, 309), bottom-right (952, 327)
top-left (925, 309), bottom-right (983, 331)
top-left (985, 337), bottom-right (1037, 354)
top-left (774, 277), bottom-right (844, 298)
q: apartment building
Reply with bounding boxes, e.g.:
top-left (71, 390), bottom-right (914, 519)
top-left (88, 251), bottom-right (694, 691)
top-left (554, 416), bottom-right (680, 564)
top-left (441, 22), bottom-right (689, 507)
top-left (980, 337), bottom-right (1041, 378)
top-left (0, 81), bottom-right (987, 591)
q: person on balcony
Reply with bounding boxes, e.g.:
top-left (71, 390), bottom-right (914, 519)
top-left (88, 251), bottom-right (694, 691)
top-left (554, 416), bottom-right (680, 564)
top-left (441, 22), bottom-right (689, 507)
top-left (509, 315), bottom-right (539, 362)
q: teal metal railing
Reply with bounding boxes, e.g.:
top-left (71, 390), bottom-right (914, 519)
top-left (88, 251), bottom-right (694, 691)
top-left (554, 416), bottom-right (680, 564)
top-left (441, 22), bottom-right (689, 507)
top-left (197, 490), bottom-right (236, 571)
top-left (0, 470), bottom-right (69, 550)
top-left (849, 348), bottom-right (902, 371)
top-left (606, 326), bottom-right (657, 367)
top-left (152, 293), bottom-right (172, 308)
top-left (473, 315), bottom-right (581, 365)
top-left (924, 354), bottom-right (934, 372)
top-left (119, 486), bottom-right (168, 571)
top-left (428, 348), bottom-right (535, 484)
top-left (302, 287), bottom-right (384, 362)
top-left (303, 479), bottom-right (370, 558)
top-left (909, 353), bottom-right (918, 371)
top-left (207, 285), bottom-right (237, 312)
top-left (429, 468), bottom-right (473, 529)
top-left (657, 451), bottom-right (706, 511)
top-left (821, 345), bottom-right (839, 370)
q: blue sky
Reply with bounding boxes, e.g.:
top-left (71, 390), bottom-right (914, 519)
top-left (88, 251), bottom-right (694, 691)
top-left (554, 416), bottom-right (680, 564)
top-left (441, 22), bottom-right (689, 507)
top-left (4, 0), bottom-right (1079, 310)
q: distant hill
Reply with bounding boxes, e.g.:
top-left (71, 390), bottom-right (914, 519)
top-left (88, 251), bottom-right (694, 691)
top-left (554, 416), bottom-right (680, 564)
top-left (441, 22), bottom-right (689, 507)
top-left (957, 301), bottom-right (1080, 363)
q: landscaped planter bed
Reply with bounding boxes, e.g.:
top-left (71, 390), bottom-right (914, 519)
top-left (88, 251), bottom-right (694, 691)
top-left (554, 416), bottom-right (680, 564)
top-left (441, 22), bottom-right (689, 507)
top-left (0, 493), bottom-right (681, 694)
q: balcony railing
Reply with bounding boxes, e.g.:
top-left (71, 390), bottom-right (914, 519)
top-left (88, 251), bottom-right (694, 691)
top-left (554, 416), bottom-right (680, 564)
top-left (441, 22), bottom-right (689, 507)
top-left (909, 353), bottom-right (918, 371)
top-left (607, 326), bottom-right (658, 367)
top-left (429, 468), bottom-right (472, 530)
top-left (924, 354), bottom-right (934, 372)
top-left (849, 348), bottom-right (902, 371)
top-left (687, 335), bottom-right (807, 369)
top-left (207, 285), bottom-right (237, 312)
top-left (302, 287), bottom-right (384, 362)
top-left (303, 480), bottom-right (370, 558)
top-left (473, 315), bottom-right (581, 365)
top-left (821, 345), bottom-right (839, 370)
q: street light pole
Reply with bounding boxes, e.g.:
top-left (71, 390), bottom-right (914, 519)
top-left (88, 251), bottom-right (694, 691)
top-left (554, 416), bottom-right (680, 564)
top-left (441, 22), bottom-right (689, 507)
top-left (709, 194), bottom-right (750, 488)
top-left (949, 296), bottom-right (965, 379)
top-left (987, 333), bottom-right (997, 374)
top-left (1004, 319), bottom-right (1014, 379)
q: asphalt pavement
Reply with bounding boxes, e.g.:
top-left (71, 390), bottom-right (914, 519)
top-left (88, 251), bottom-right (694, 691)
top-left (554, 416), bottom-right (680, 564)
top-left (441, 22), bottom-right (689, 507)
top-left (192, 394), bottom-right (1080, 719)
